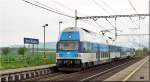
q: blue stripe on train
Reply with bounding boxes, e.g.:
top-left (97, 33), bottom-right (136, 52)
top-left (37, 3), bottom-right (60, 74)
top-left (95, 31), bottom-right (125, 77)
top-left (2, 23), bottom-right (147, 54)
top-left (58, 51), bottom-right (78, 59)
top-left (60, 32), bottom-right (80, 41)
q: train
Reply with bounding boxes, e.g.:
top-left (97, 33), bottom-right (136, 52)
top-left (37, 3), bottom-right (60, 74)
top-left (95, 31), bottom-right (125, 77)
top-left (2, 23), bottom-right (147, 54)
top-left (56, 27), bottom-right (135, 71)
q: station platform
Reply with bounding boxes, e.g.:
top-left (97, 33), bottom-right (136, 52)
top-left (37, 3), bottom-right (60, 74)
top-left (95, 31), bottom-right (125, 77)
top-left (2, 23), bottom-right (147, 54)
top-left (105, 56), bottom-right (149, 81)
top-left (0, 64), bottom-right (56, 75)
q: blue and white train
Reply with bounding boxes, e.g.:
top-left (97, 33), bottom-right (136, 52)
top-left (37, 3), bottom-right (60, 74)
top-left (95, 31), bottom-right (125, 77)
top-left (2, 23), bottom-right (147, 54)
top-left (56, 27), bottom-right (135, 71)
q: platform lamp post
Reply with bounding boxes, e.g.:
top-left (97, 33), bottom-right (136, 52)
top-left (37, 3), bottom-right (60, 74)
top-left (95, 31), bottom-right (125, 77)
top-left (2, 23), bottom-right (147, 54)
top-left (59, 21), bottom-right (63, 36)
top-left (42, 24), bottom-right (48, 57)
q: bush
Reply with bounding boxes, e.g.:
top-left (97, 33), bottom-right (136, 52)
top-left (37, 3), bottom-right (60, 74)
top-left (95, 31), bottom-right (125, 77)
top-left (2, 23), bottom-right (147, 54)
top-left (1, 47), bottom-right (10, 55)
top-left (18, 47), bottom-right (27, 55)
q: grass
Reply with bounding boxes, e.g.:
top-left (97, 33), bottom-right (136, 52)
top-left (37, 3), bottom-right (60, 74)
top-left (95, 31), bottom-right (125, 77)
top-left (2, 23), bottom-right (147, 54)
top-left (0, 52), bottom-right (56, 70)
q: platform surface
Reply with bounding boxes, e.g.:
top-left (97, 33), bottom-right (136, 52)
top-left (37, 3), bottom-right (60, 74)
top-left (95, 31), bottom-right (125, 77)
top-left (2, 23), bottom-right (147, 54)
top-left (127, 59), bottom-right (149, 81)
top-left (0, 64), bottom-right (56, 75)
top-left (105, 56), bottom-right (149, 81)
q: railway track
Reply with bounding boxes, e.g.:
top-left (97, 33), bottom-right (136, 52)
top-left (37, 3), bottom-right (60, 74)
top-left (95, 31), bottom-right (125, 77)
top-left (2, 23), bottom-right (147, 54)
top-left (25, 56), bottom-right (144, 81)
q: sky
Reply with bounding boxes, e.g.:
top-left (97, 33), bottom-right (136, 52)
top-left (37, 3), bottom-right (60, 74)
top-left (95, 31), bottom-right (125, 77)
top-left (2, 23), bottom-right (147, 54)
top-left (0, 0), bottom-right (149, 49)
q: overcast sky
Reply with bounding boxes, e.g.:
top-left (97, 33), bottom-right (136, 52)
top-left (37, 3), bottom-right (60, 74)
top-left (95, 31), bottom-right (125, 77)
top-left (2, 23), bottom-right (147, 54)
top-left (0, 0), bottom-right (149, 48)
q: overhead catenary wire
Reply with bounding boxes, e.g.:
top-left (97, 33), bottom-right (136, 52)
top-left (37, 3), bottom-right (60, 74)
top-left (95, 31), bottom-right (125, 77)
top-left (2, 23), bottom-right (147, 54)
top-left (129, 17), bottom-right (139, 27)
top-left (99, 0), bottom-right (118, 14)
top-left (28, 0), bottom-right (104, 35)
top-left (128, 0), bottom-right (147, 27)
top-left (92, 0), bottom-right (119, 39)
top-left (38, 0), bottom-right (103, 30)
top-left (91, 0), bottom-right (147, 38)
top-left (92, 0), bottom-right (132, 32)
top-left (91, 0), bottom-right (131, 36)
top-left (128, 0), bottom-right (142, 49)
top-left (91, 0), bottom-right (115, 30)
top-left (51, 0), bottom-right (105, 31)
top-left (22, 0), bottom-right (75, 18)
top-left (31, 0), bottom-right (65, 15)
top-left (105, 18), bottom-right (115, 28)
top-left (81, 19), bottom-right (104, 31)
top-left (51, 0), bottom-right (88, 16)
top-left (128, 0), bottom-right (138, 14)
top-left (88, 0), bottom-right (147, 31)
top-left (91, 0), bottom-right (111, 15)
top-left (127, 0), bottom-right (147, 49)
top-left (50, 0), bottom-right (104, 30)
top-left (51, 0), bottom-right (74, 11)
top-left (127, 0), bottom-right (142, 28)
top-left (92, 19), bottom-right (105, 29)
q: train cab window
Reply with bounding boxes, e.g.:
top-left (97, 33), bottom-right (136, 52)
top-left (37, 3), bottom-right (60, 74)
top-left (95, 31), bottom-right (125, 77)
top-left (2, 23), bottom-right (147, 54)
top-left (59, 41), bottom-right (79, 50)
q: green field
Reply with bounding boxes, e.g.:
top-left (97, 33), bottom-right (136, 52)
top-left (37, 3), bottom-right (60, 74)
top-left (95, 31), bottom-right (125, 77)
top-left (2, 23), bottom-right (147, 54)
top-left (0, 52), bottom-right (56, 70)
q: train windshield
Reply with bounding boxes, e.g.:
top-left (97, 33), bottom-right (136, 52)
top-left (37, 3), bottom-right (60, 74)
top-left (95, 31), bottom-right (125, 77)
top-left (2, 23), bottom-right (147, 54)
top-left (59, 41), bottom-right (79, 50)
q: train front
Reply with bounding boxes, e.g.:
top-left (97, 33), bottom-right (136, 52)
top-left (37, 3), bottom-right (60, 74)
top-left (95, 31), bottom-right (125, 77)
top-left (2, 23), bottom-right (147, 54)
top-left (56, 27), bottom-right (82, 71)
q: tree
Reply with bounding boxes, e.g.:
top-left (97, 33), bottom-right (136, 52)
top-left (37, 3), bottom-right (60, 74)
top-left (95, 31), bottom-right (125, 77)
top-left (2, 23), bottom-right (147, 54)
top-left (143, 47), bottom-right (148, 55)
top-left (1, 47), bottom-right (10, 55)
top-left (18, 47), bottom-right (27, 55)
top-left (135, 47), bottom-right (149, 56)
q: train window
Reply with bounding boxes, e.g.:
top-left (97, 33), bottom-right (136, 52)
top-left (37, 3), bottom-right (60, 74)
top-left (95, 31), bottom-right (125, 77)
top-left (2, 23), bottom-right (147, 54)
top-left (87, 42), bottom-right (91, 52)
top-left (99, 52), bottom-right (101, 58)
top-left (81, 42), bottom-right (92, 53)
top-left (96, 53), bottom-right (98, 58)
top-left (60, 41), bottom-right (79, 50)
top-left (103, 52), bottom-right (105, 58)
top-left (106, 52), bottom-right (108, 58)
top-left (107, 53), bottom-right (108, 57)
top-left (103, 52), bottom-right (104, 58)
